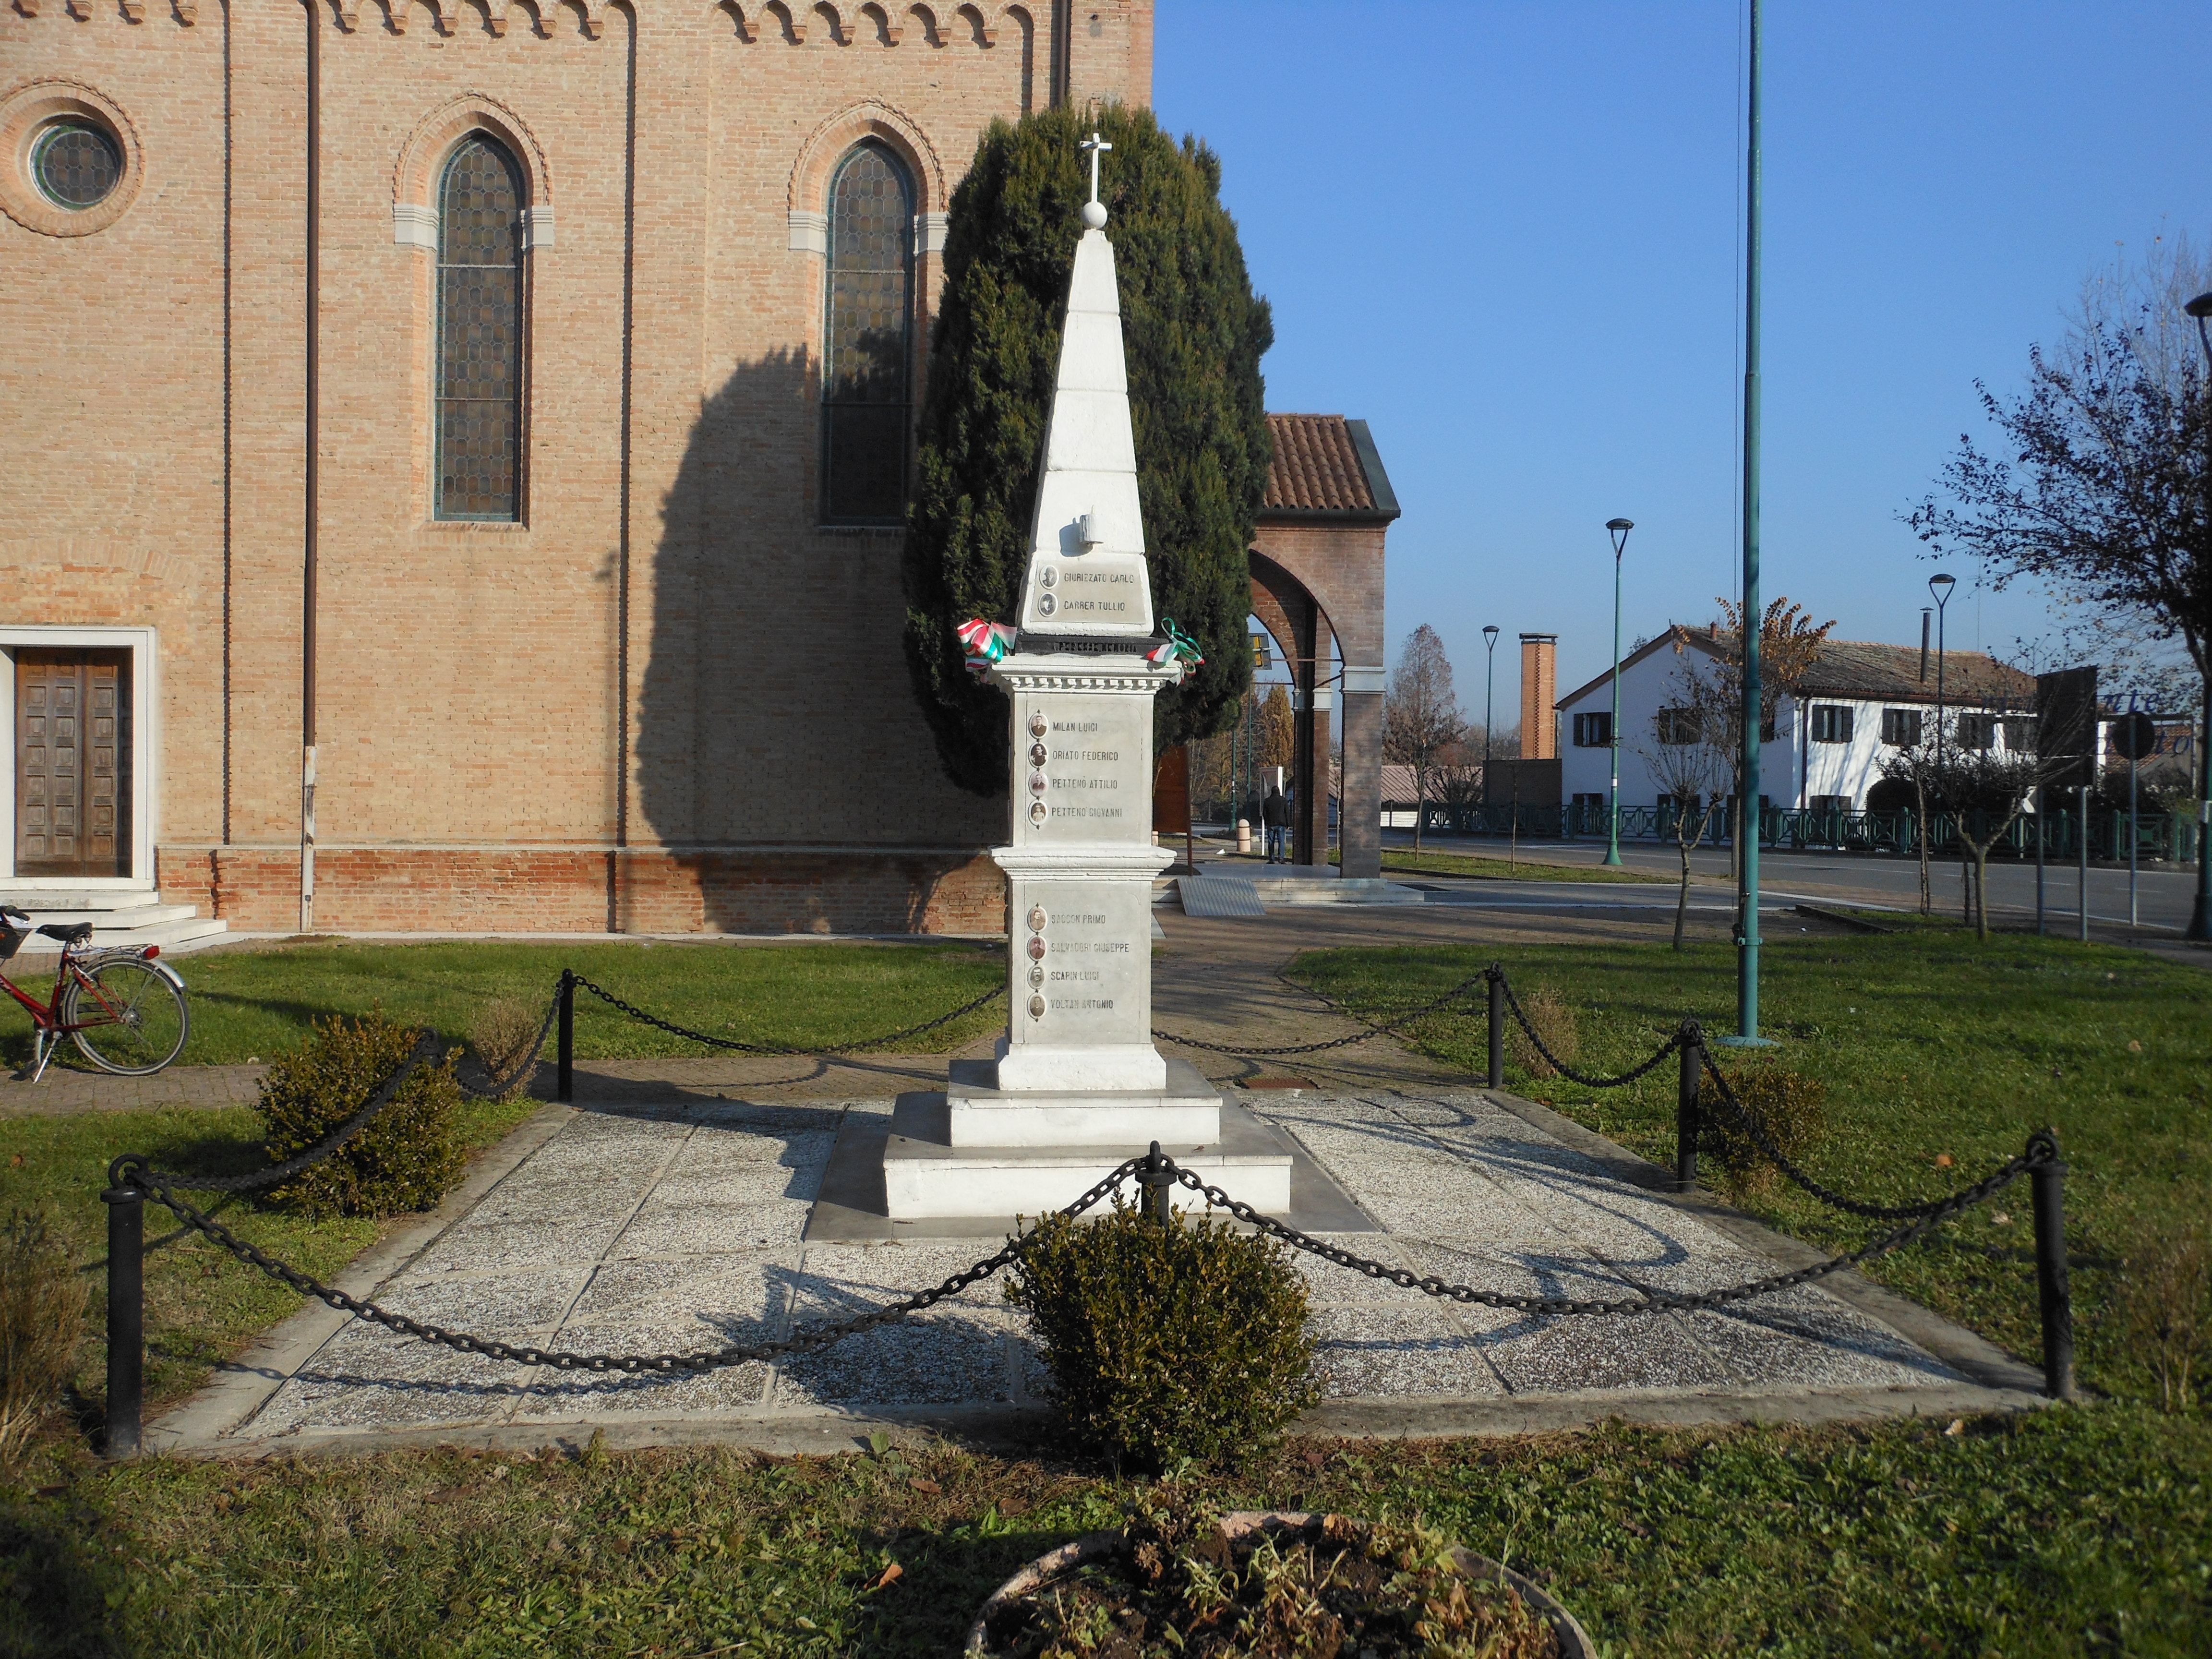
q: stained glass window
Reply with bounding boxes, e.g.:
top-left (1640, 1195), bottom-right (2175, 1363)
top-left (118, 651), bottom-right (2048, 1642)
top-left (33, 121), bottom-right (121, 210)
top-left (821, 143), bottom-right (914, 523)
top-left (436, 136), bottom-right (524, 521)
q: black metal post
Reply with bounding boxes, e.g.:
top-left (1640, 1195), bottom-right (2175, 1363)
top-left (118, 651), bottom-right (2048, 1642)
top-left (1140, 1141), bottom-right (1171, 1225)
top-left (1676, 1024), bottom-right (1701, 1191)
top-left (2029, 1130), bottom-right (2076, 1401)
top-left (556, 970), bottom-right (575, 1105)
top-left (1486, 971), bottom-right (1504, 1089)
top-left (102, 1162), bottom-right (144, 1458)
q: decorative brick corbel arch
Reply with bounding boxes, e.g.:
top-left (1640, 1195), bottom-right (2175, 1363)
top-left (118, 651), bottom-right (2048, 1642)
top-left (787, 99), bottom-right (943, 218)
top-left (392, 94), bottom-right (553, 250)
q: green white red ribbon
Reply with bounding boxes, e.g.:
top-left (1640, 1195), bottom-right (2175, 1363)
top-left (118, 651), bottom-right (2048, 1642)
top-left (1148, 619), bottom-right (1205, 668)
top-left (957, 618), bottom-right (1018, 665)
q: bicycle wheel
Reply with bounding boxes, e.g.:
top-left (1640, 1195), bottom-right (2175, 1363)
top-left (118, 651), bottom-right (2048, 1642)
top-left (61, 958), bottom-right (190, 1075)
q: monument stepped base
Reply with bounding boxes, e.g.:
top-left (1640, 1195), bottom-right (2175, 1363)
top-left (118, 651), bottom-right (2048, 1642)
top-left (882, 1084), bottom-right (1295, 1221)
top-left (946, 1055), bottom-right (1221, 1147)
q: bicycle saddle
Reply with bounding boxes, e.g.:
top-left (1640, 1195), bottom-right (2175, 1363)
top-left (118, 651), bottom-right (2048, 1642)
top-left (37, 922), bottom-right (95, 946)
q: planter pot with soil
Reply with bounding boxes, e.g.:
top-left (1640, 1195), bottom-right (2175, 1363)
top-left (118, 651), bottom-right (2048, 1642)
top-left (966, 1506), bottom-right (1594, 1658)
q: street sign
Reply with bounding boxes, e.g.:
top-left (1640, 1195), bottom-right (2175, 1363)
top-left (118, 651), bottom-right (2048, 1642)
top-left (2111, 711), bottom-right (2159, 761)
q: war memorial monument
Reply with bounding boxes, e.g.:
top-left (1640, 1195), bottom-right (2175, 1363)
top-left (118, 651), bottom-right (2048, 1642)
top-left (881, 139), bottom-right (1294, 1221)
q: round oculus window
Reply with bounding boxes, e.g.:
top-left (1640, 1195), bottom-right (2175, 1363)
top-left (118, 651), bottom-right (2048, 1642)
top-left (33, 120), bottom-right (122, 210)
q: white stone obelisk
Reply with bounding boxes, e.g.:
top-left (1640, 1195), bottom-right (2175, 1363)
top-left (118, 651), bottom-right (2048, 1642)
top-left (881, 137), bottom-right (1290, 1219)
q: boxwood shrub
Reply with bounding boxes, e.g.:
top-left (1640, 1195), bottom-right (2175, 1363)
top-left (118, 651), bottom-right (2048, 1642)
top-left (1005, 1200), bottom-right (1319, 1470)
top-left (258, 1011), bottom-right (465, 1218)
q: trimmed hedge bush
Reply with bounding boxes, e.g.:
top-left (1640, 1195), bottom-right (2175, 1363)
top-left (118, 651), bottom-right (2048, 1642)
top-left (1703, 1063), bottom-right (1828, 1199)
top-left (258, 1011), bottom-right (465, 1218)
top-left (1005, 1201), bottom-right (1318, 1470)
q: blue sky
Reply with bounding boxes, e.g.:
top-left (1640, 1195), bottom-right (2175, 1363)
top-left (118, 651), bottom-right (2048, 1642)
top-left (1153, 1), bottom-right (2212, 723)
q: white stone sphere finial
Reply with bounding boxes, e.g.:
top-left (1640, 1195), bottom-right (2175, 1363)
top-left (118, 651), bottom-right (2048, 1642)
top-left (1079, 130), bottom-right (1113, 228)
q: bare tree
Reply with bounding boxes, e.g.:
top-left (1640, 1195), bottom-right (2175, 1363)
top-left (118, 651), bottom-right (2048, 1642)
top-left (1882, 698), bottom-right (2060, 941)
top-left (1637, 666), bottom-right (1734, 950)
top-left (1384, 624), bottom-right (1466, 852)
top-left (1908, 237), bottom-right (2211, 846)
top-left (1675, 601), bottom-right (1836, 874)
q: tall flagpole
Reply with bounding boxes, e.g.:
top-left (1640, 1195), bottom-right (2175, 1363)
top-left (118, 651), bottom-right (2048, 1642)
top-left (1730, 0), bottom-right (1767, 1045)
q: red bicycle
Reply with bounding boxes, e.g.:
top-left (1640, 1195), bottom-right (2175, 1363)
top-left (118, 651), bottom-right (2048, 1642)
top-left (0, 905), bottom-right (190, 1082)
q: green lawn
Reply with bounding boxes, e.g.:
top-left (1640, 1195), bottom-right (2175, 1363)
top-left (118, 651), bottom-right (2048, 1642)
top-left (1370, 847), bottom-right (1669, 883)
top-left (1288, 931), bottom-right (2212, 1407)
top-left (0, 942), bottom-right (1003, 1417)
top-left (0, 1094), bottom-right (544, 1419)
top-left (0, 940), bottom-right (1006, 1070)
top-left (5, 1408), bottom-right (2206, 1656)
top-left (6, 931), bottom-right (2210, 1654)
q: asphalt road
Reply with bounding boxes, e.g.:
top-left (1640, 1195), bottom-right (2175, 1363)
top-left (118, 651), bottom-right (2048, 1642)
top-left (1376, 832), bottom-right (2205, 941)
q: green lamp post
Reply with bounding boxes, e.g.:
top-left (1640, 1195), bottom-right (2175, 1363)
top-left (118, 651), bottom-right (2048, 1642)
top-left (1604, 517), bottom-right (1634, 866)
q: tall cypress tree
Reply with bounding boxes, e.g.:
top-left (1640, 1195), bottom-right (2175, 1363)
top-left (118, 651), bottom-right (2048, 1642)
top-left (902, 104), bottom-right (1274, 795)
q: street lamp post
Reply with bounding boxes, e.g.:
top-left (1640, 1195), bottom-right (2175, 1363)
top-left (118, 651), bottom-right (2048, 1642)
top-left (2184, 292), bottom-right (2212, 942)
top-left (1604, 519), bottom-right (1634, 866)
top-left (1928, 573), bottom-right (1955, 885)
top-left (1482, 624), bottom-right (1501, 827)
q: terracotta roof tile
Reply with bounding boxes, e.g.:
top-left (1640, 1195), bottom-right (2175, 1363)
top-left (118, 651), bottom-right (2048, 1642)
top-left (1263, 413), bottom-right (1374, 512)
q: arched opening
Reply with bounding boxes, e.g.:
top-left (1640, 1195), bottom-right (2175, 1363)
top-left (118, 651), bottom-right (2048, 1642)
top-left (434, 134), bottom-right (525, 522)
top-left (820, 140), bottom-right (914, 524)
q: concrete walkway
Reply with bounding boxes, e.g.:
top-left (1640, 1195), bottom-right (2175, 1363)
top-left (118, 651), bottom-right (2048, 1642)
top-left (152, 1070), bottom-right (2040, 1457)
top-left (22, 908), bottom-right (2052, 1453)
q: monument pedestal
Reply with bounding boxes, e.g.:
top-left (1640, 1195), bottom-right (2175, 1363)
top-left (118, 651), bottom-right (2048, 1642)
top-left (876, 183), bottom-right (1289, 1225)
top-left (882, 1084), bottom-right (1294, 1221)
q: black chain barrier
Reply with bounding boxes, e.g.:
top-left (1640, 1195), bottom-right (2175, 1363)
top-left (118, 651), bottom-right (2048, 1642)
top-left (453, 983), bottom-right (566, 1103)
top-left (1150, 971), bottom-right (1495, 1058)
top-left (572, 974), bottom-right (1005, 1058)
top-left (1148, 1143), bottom-right (2047, 1317)
top-left (111, 1153), bottom-right (1146, 1378)
top-left (120, 1030), bottom-right (442, 1198)
top-left (96, 963), bottom-right (2078, 1457)
top-left (1493, 968), bottom-right (1684, 1089)
top-left (1692, 1038), bottom-right (1975, 1222)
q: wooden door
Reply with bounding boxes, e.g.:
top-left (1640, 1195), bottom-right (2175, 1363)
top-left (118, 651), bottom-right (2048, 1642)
top-left (14, 649), bottom-right (130, 879)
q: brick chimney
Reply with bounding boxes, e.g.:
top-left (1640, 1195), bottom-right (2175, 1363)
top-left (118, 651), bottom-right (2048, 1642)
top-left (1519, 633), bottom-right (1558, 759)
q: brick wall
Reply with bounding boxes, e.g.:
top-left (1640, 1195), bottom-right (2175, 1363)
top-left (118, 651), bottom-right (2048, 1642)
top-left (4, 1), bottom-right (1148, 935)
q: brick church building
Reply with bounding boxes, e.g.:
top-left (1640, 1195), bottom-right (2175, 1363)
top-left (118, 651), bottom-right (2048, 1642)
top-left (2, 0), bottom-right (1394, 938)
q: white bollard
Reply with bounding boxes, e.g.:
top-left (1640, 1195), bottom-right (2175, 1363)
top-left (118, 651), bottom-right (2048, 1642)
top-left (1236, 818), bottom-right (1252, 853)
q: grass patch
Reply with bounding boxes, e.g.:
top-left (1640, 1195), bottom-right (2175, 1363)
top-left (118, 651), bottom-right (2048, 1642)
top-left (0, 1094), bottom-right (542, 1419)
top-left (1289, 932), bottom-right (2212, 1406)
top-left (4, 1408), bottom-right (2207, 1655)
top-left (1334, 847), bottom-right (1669, 883)
top-left (1384, 848), bottom-right (1669, 884)
top-left (0, 941), bottom-right (1006, 1070)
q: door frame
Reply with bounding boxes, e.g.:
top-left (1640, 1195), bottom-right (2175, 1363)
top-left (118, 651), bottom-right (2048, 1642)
top-left (1, 625), bottom-right (159, 890)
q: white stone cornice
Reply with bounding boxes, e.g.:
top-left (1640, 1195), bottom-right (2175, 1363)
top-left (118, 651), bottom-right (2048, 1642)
top-left (988, 653), bottom-right (1183, 694)
top-left (522, 206), bottom-right (554, 250)
top-left (989, 845), bottom-right (1176, 878)
top-left (787, 209), bottom-right (828, 253)
top-left (1341, 664), bottom-right (1386, 695)
top-left (913, 210), bottom-right (948, 254)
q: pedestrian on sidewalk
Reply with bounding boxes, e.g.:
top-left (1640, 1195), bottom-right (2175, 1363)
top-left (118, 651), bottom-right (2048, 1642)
top-left (1262, 784), bottom-right (1289, 864)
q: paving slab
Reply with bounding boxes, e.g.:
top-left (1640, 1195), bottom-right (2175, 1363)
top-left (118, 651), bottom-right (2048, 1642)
top-left (147, 1076), bottom-right (2044, 1457)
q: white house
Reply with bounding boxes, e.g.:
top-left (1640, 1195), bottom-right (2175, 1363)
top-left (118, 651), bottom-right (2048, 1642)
top-left (1555, 626), bottom-right (2039, 817)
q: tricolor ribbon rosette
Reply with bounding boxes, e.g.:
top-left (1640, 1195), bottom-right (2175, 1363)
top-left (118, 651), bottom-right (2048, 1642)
top-left (1147, 618), bottom-right (1205, 668)
top-left (956, 618), bottom-right (1018, 665)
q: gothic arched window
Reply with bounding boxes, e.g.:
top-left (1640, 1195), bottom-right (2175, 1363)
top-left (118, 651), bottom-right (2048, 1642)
top-left (821, 142), bottom-right (914, 524)
top-left (435, 135), bottom-right (525, 521)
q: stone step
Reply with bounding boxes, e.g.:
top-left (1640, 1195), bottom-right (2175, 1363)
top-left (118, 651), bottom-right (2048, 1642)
top-left (0, 888), bottom-right (178, 912)
top-left (2, 900), bottom-right (230, 956)
top-left (0, 903), bottom-right (201, 927)
top-left (1250, 877), bottom-right (1424, 907)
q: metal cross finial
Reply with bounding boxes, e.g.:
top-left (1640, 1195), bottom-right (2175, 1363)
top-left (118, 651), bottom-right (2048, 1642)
top-left (1080, 130), bottom-right (1112, 204)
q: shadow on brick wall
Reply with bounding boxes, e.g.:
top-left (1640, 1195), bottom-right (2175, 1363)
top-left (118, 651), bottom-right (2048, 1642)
top-left (632, 349), bottom-right (1003, 937)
